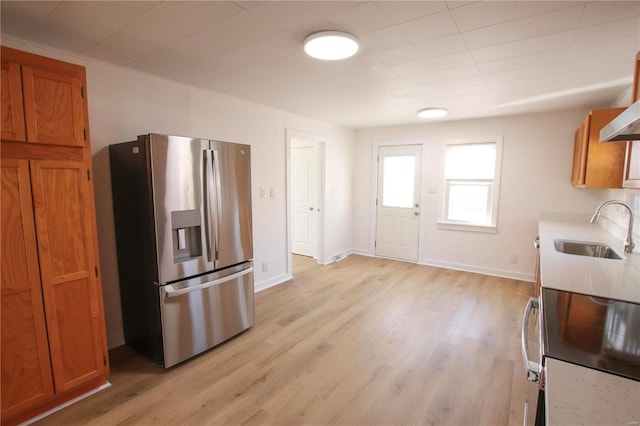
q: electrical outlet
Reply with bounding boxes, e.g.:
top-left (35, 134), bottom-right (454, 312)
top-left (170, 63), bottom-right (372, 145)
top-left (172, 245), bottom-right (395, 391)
top-left (262, 262), bottom-right (268, 272)
top-left (270, 187), bottom-right (276, 198)
top-left (509, 254), bottom-right (518, 264)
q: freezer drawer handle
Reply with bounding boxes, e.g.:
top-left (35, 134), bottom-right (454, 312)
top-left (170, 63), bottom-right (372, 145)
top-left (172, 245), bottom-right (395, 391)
top-left (164, 267), bottom-right (253, 298)
top-left (521, 297), bottom-right (541, 383)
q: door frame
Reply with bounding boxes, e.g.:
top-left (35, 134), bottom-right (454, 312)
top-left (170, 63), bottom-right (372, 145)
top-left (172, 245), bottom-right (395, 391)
top-left (286, 129), bottom-right (326, 276)
top-left (370, 139), bottom-right (426, 262)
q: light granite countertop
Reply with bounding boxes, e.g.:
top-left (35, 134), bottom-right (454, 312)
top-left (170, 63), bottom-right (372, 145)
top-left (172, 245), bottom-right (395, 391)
top-left (546, 358), bottom-right (640, 425)
top-left (538, 212), bottom-right (640, 425)
top-left (538, 212), bottom-right (640, 304)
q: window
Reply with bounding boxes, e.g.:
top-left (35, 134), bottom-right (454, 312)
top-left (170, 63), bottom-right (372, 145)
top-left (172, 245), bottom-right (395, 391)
top-left (439, 138), bottom-right (502, 232)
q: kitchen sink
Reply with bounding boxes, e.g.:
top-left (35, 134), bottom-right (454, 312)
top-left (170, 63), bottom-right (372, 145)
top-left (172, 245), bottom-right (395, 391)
top-left (553, 239), bottom-right (622, 260)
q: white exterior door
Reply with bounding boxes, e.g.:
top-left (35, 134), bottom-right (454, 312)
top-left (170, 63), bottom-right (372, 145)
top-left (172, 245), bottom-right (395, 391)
top-left (375, 145), bottom-right (422, 261)
top-left (292, 142), bottom-right (319, 257)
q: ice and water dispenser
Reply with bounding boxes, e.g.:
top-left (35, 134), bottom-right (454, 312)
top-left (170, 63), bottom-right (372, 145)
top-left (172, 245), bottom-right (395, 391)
top-left (170, 210), bottom-right (202, 263)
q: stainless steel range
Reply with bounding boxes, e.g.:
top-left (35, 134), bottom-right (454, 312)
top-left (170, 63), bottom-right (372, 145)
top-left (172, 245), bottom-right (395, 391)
top-left (541, 288), bottom-right (640, 382)
top-left (522, 288), bottom-right (640, 425)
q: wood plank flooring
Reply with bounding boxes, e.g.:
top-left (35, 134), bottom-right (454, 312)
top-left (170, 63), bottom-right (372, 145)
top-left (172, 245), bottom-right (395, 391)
top-left (36, 255), bottom-right (534, 425)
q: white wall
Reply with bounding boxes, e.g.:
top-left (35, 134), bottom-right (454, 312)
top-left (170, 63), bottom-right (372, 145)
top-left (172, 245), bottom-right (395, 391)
top-left (6, 36), bottom-right (636, 351)
top-left (2, 38), bottom-right (355, 349)
top-left (353, 110), bottom-right (616, 281)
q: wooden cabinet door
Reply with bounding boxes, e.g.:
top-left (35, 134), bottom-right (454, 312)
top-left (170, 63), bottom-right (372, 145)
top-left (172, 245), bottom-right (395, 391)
top-left (1, 61), bottom-right (26, 141)
top-left (624, 141), bottom-right (640, 188)
top-left (1, 159), bottom-right (54, 419)
top-left (29, 160), bottom-right (106, 393)
top-left (21, 66), bottom-right (85, 147)
top-left (572, 108), bottom-right (626, 188)
top-left (571, 117), bottom-right (588, 186)
top-left (584, 108), bottom-right (626, 188)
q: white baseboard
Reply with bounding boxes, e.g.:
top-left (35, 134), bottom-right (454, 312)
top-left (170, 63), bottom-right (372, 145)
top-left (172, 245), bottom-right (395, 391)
top-left (20, 382), bottom-right (111, 425)
top-left (351, 249), bottom-right (374, 257)
top-left (419, 258), bottom-right (535, 282)
top-left (347, 251), bottom-right (533, 282)
top-left (255, 272), bottom-right (291, 292)
top-left (322, 249), bottom-right (356, 265)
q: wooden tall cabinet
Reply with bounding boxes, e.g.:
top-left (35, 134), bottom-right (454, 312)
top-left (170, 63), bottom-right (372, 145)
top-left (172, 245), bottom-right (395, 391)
top-left (1, 46), bottom-right (109, 425)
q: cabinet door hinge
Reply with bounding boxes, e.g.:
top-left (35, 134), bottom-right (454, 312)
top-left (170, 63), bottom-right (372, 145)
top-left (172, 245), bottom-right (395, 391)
top-left (374, 240), bottom-right (377, 248)
top-left (81, 86), bottom-right (85, 98)
top-left (87, 169), bottom-right (91, 180)
top-left (103, 356), bottom-right (107, 366)
top-left (83, 128), bottom-right (87, 141)
top-left (95, 266), bottom-right (99, 277)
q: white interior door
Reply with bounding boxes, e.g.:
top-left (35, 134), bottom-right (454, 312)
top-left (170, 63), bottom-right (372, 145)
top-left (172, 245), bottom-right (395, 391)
top-left (375, 145), bottom-right (422, 261)
top-left (292, 142), bottom-right (319, 258)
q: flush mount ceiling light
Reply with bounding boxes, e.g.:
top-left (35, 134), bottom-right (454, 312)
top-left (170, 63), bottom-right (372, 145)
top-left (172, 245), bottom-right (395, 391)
top-left (417, 108), bottom-right (448, 119)
top-left (303, 31), bottom-right (359, 60)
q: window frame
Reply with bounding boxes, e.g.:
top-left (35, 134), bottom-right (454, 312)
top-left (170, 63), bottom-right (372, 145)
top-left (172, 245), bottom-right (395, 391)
top-left (437, 137), bottom-right (503, 233)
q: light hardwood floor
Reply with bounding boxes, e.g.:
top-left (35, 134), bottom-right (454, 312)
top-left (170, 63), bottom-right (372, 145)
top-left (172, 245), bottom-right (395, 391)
top-left (37, 255), bottom-right (533, 425)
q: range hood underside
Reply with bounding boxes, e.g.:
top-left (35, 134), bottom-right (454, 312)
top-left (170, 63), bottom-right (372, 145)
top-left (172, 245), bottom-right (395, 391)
top-left (600, 99), bottom-right (640, 142)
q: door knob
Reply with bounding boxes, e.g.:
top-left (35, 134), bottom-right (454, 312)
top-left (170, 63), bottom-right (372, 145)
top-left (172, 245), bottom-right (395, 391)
top-left (309, 207), bottom-right (314, 211)
top-left (414, 211), bottom-right (419, 216)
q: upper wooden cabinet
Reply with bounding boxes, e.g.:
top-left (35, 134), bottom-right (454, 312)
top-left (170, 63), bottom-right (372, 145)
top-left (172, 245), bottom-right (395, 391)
top-left (571, 108), bottom-right (627, 188)
top-left (1, 46), bottom-right (86, 147)
top-left (1, 62), bottom-right (26, 141)
top-left (622, 51), bottom-right (640, 189)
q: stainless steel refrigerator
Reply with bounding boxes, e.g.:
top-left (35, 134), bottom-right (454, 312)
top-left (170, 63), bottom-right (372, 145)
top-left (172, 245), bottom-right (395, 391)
top-left (109, 134), bottom-right (254, 368)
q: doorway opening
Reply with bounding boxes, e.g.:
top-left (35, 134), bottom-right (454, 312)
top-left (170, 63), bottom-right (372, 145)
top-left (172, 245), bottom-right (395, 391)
top-left (372, 143), bottom-right (423, 262)
top-left (286, 129), bottom-right (326, 278)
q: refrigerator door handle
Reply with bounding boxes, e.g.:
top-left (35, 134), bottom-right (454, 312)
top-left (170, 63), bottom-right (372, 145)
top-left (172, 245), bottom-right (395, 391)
top-left (212, 149), bottom-right (222, 262)
top-left (164, 267), bottom-right (254, 298)
top-left (203, 149), bottom-right (215, 262)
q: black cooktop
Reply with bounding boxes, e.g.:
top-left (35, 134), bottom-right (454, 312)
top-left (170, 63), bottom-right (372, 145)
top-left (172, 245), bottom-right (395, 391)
top-left (541, 287), bottom-right (640, 381)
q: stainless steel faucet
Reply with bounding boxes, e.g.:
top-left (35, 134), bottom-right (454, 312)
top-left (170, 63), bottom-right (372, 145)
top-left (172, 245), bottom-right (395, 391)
top-left (590, 200), bottom-right (635, 254)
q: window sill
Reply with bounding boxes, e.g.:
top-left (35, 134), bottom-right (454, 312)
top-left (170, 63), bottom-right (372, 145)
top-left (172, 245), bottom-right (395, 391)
top-left (437, 221), bottom-right (497, 233)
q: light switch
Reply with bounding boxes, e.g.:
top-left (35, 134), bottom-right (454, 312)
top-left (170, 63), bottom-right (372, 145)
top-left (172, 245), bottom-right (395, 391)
top-left (270, 187), bottom-right (276, 198)
top-left (260, 187), bottom-right (267, 198)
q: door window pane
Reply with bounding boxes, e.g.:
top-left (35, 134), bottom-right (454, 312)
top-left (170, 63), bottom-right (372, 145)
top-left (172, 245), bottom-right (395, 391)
top-left (383, 156), bottom-right (414, 208)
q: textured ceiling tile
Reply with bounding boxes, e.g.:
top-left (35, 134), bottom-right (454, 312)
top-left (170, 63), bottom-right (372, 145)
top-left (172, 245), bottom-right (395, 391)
top-left (390, 52), bottom-right (476, 77)
top-left (27, 1), bottom-right (160, 53)
top-left (396, 9), bottom-right (459, 43)
top-left (326, 2), bottom-right (393, 34)
top-left (0, 1), bottom-right (60, 38)
top-left (375, 1), bottom-right (447, 24)
top-left (358, 26), bottom-right (412, 55)
top-left (449, 2), bottom-right (517, 32)
top-left (462, 5), bottom-right (583, 50)
top-left (574, 17), bottom-right (640, 46)
top-left (468, 30), bottom-right (576, 63)
top-left (413, 34), bottom-right (469, 60)
top-left (580, 1), bottom-right (640, 26)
